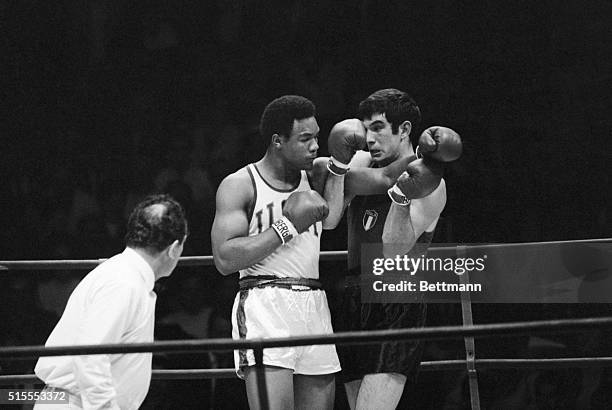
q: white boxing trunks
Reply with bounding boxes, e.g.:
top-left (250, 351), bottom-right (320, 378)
top-left (231, 278), bottom-right (341, 378)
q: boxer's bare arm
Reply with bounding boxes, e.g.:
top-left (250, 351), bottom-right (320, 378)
top-left (308, 157), bottom-right (329, 197)
top-left (322, 151), bottom-right (372, 229)
top-left (308, 157), bottom-right (338, 230)
top-left (212, 169), bottom-right (282, 275)
top-left (382, 179), bottom-right (447, 256)
top-left (345, 152), bottom-right (417, 196)
top-left (304, 156), bottom-right (345, 230)
top-left (323, 151), bottom-right (418, 229)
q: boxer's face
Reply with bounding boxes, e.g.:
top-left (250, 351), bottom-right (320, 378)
top-left (363, 113), bottom-right (403, 166)
top-left (281, 116), bottom-right (320, 170)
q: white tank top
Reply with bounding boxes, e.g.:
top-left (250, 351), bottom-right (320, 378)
top-left (239, 164), bottom-right (322, 279)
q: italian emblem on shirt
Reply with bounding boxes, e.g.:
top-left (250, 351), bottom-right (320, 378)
top-left (363, 210), bottom-right (378, 231)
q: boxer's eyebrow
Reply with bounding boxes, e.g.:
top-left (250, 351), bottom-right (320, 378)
top-left (367, 120), bottom-right (385, 128)
top-left (299, 128), bottom-right (319, 136)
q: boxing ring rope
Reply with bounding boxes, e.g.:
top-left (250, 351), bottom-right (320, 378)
top-left (2, 318), bottom-right (612, 409)
top-left (5, 356), bottom-right (612, 384)
top-left (1, 238), bottom-right (611, 409)
top-left (0, 251), bottom-right (349, 271)
top-left (3, 317), bottom-right (612, 359)
top-left (1, 238), bottom-right (610, 271)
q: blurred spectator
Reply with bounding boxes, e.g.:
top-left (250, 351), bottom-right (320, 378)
top-left (0, 272), bottom-right (60, 373)
top-left (72, 212), bottom-right (116, 258)
top-left (36, 272), bottom-right (81, 319)
top-left (154, 127), bottom-right (215, 209)
top-left (153, 126), bottom-right (215, 254)
top-left (149, 269), bottom-right (245, 409)
top-left (124, 153), bottom-right (157, 221)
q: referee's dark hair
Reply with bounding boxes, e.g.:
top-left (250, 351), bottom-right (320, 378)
top-left (125, 194), bottom-right (188, 253)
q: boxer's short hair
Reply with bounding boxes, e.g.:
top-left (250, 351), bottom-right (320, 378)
top-left (259, 95), bottom-right (316, 141)
top-left (358, 88), bottom-right (421, 135)
top-left (125, 194), bottom-right (188, 253)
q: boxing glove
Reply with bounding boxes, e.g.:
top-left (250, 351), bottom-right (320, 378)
top-left (417, 126), bottom-right (462, 162)
top-left (327, 119), bottom-right (367, 174)
top-left (388, 157), bottom-right (443, 206)
top-left (282, 190), bottom-right (329, 233)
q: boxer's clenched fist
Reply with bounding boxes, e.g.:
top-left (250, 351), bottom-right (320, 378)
top-left (327, 119), bottom-right (367, 166)
top-left (418, 126), bottom-right (462, 162)
top-left (388, 158), bottom-right (443, 205)
top-left (283, 190), bottom-right (329, 233)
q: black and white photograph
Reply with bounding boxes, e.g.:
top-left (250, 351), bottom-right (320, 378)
top-left (2, 1), bottom-right (611, 409)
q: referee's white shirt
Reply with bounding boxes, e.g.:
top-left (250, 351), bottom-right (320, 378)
top-left (35, 247), bottom-right (156, 410)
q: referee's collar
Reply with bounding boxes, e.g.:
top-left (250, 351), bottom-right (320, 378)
top-left (122, 247), bottom-right (155, 291)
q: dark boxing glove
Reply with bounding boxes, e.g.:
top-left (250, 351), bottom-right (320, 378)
top-left (417, 126), bottom-right (462, 162)
top-left (327, 119), bottom-right (367, 175)
top-left (272, 190), bottom-right (329, 244)
top-left (387, 158), bottom-right (443, 206)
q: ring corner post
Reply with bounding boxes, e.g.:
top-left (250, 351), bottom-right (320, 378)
top-left (457, 245), bottom-right (481, 410)
top-left (253, 345), bottom-right (270, 410)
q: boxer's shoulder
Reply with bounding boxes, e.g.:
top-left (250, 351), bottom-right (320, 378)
top-left (222, 166), bottom-right (251, 183)
top-left (216, 166), bottom-right (254, 206)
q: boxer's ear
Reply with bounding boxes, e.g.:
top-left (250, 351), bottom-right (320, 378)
top-left (271, 133), bottom-right (282, 147)
top-left (399, 121), bottom-right (412, 140)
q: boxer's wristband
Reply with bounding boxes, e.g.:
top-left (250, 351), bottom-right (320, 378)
top-left (387, 184), bottom-right (412, 206)
top-left (271, 216), bottom-right (299, 245)
top-left (327, 157), bottom-right (349, 176)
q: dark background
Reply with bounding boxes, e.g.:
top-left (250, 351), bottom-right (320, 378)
top-left (2, 0), bottom-right (611, 408)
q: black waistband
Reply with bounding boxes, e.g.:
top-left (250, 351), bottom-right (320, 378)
top-left (239, 276), bottom-right (322, 291)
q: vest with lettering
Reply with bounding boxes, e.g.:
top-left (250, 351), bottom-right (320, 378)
top-left (239, 164), bottom-right (322, 279)
top-left (347, 192), bottom-right (434, 276)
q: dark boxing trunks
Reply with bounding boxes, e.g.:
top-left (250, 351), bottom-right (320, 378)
top-left (336, 282), bottom-right (427, 384)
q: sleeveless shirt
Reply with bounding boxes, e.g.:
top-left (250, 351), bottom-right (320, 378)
top-left (347, 192), bottom-right (434, 275)
top-left (239, 164), bottom-right (322, 279)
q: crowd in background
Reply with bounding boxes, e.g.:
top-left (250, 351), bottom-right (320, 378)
top-left (2, 0), bottom-right (611, 408)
